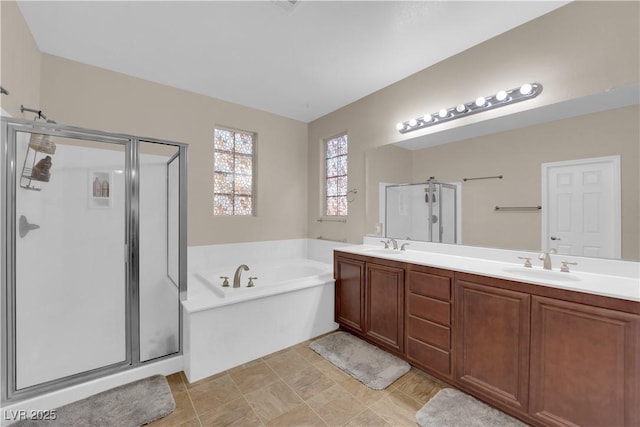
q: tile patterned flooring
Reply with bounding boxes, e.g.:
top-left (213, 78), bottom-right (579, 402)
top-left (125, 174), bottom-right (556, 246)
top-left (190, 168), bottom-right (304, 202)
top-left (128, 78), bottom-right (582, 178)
top-left (149, 333), bottom-right (449, 427)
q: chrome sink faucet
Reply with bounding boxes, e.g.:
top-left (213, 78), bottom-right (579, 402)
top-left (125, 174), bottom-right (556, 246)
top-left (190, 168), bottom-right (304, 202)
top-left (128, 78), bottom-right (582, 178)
top-left (539, 249), bottom-right (557, 270)
top-left (233, 264), bottom-right (249, 288)
top-left (388, 238), bottom-right (398, 250)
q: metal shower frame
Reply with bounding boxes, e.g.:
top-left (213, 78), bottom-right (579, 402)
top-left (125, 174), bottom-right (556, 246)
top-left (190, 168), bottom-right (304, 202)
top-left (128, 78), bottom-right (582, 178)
top-left (384, 179), bottom-right (458, 243)
top-left (0, 117), bottom-right (188, 403)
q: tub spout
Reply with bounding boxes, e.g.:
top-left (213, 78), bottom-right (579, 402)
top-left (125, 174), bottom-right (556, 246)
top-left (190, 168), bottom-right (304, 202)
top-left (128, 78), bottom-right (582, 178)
top-left (233, 264), bottom-right (249, 288)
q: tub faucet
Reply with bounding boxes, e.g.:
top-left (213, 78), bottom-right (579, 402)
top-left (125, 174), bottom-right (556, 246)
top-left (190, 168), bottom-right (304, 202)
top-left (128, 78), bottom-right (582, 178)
top-left (233, 264), bottom-right (249, 288)
top-left (538, 249), bottom-right (557, 270)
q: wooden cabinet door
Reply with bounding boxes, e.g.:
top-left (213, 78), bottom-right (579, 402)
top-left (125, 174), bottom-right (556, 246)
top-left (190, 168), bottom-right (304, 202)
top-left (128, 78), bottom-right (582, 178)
top-left (530, 296), bottom-right (639, 427)
top-left (365, 262), bottom-right (405, 353)
top-left (455, 279), bottom-right (530, 412)
top-left (334, 256), bottom-right (365, 333)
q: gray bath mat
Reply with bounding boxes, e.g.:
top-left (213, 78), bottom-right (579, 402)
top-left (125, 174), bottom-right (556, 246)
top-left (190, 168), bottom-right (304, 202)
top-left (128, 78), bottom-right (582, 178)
top-left (14, 375), bottom-right (175, 427)
top-left (416, 388), bottom-right (526, 427)
top-left (309, 331), bottom-right (410, 390)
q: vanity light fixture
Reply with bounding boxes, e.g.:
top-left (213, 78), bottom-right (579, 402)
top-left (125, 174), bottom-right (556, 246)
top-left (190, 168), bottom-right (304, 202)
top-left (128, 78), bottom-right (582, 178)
top-left (396, 82), bottom-right (542, 134)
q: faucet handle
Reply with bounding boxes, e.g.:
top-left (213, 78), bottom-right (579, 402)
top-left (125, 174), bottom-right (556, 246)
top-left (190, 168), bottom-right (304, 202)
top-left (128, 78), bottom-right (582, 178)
top-left (247, 277), bottom-right (258, 287)
top-left (400, 243), bottom-right (410, 251)
top-left (220, 276), bottom-right (230, 287)
top-left (517, 257), bottom-right (532, 268)
top-left (380, 240), bottom-right (390, 249)
top-left (560, 261), bottom-right (578, 272)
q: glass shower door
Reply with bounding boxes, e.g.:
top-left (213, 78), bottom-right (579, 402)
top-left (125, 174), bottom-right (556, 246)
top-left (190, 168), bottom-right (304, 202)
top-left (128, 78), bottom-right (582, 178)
top-left (12, 129), bottom-right (130, 391)
top-left (138, 141), bottom-right (181, 362)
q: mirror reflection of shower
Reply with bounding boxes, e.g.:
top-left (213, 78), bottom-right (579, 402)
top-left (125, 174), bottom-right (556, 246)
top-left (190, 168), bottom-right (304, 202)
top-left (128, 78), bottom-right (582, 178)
top-left (384, 178), bottom-right (461, 244)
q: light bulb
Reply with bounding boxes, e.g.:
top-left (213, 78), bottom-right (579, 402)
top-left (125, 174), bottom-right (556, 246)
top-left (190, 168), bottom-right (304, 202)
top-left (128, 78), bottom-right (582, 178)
top-left (396, 122), bottom-right (405, 131)
top-left (456, 104), bottom-right (467, 113)
top-left (409, 118), bottom-right (417, 127)
top-left (475, 97), bottom-right (486, 107)
top-left (520, 83), bottom-right (533, 95)
top-left (438, 109), bottom-right (448, 118)
top-left (422, 114), bottom-right (432, 123)
top-left (496, 90), bottom-right (508, 101)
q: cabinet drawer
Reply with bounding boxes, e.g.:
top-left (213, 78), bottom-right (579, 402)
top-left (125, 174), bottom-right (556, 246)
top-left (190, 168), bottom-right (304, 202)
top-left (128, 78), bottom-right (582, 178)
top-left (407, 337), bottom-right (451, 375)
top-left (409, 271), bottom-right (451, 301)
top-left (408, 293), bottom-right (451, 326)
top-left (407, 315), bottom-right (450, 351)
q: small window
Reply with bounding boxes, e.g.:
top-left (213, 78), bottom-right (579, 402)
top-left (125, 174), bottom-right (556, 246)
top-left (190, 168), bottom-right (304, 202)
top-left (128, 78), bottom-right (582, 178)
top-left (324, 134), bottom-right (348, 216)
top-left (213, 128), bottom-right (255, 216)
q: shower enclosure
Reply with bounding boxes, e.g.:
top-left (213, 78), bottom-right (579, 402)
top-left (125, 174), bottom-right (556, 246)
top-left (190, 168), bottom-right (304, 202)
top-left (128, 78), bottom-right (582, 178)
top-left (1, 117), bottom-right (187, 403)
top-left (385, 180), bottom-right (459, 243)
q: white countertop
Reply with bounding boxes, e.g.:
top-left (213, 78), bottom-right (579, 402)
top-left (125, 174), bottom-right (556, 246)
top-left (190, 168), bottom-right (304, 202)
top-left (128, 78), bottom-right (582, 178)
top-left (336, 242), bottom-right (640, 302)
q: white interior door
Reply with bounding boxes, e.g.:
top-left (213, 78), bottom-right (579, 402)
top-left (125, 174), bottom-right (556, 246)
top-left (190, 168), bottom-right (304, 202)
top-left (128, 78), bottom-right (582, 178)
top-left (542, 156), bottom-right (621, 259)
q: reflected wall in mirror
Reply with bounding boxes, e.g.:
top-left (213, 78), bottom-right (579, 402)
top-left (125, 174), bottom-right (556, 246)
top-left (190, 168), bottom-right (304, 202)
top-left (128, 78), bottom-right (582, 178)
top-left (366, 104), bottom-right (639, 261)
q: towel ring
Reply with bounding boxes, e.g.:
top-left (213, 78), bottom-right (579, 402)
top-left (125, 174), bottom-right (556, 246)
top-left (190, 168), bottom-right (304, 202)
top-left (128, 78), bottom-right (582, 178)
top-left (347, 188), bottom-right (358, 203)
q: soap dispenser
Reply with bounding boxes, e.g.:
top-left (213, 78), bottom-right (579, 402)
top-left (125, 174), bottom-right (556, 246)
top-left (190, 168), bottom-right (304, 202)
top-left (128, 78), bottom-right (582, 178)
top-left (93, 177), bottom-right (101, 197)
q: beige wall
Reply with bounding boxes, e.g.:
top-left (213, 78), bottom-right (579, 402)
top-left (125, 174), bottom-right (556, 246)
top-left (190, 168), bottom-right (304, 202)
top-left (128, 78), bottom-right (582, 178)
top-left (39, 55), bottom-right (309, 245)
top-left (0, 1), bottom-right (41, 117)
top-left (364, 144), bottom-right (412, 238)
top-left (367, 106), bottom-right (639, 260)
top-left (308, 2), bottom-right (640, 245)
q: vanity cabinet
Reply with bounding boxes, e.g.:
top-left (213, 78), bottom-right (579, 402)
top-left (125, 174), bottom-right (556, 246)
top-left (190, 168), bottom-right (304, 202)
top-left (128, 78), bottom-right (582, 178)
top-left (529, 296), bottom-right (639, 427)
top-left (406, 265), bottom-right (454, 378)
top-left (455, 277), bottom-right (531, 412)
top-left (333, 250), bottom-right (639, 426)
top-left (334, 254), bottom-right (405, 354)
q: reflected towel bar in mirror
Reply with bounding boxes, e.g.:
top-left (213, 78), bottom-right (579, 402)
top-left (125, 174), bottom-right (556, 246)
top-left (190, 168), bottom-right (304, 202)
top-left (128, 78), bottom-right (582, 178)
top-left (494, 206), bottom-right (542, 212)
top-left (464, 175), bottom-right (503, 182)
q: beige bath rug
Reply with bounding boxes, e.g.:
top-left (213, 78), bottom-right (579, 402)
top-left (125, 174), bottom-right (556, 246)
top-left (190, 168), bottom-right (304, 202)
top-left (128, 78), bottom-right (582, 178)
top-left (13, 375), bottom-right (175, 427)
top-left (416, 388), bottom-right (527, 427)
top-left (309, 331), bottom-right (410, 390)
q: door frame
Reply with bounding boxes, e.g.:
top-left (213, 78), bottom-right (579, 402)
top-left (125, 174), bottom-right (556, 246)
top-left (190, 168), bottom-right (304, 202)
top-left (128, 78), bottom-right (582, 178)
top-left (541, 155), bottom-right (621, 258)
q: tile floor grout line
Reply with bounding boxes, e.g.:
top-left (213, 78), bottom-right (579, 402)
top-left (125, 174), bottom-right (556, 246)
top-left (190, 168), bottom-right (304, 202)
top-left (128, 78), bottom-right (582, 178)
top-left (232, 357), bottom-right (302, 426)
top-left (304, 349), bottom-right (401, 425)
top-left (338, 406), bottom-right (371, 427)
top-left (263, 352), bottom-right (331, 427)
top-left (241, 392), bottom-right (266, 426)
top-left (225, 367), bottom-right (268, 426)
top-left (179, 374), bottom-right (205, 427)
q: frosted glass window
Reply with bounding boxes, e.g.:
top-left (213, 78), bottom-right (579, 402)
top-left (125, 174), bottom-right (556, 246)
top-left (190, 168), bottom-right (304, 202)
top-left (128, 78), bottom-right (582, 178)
top-left (325, 134), bottom-right (348, 216)
top-left (214, 128), bottom-right (255, 216)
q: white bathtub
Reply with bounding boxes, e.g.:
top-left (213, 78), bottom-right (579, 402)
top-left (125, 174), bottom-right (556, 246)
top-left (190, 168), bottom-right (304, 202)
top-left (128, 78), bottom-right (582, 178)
top-left (195, 258), bottom-right (333, 301)
top-left (182, 240), bottom-right (344, 383)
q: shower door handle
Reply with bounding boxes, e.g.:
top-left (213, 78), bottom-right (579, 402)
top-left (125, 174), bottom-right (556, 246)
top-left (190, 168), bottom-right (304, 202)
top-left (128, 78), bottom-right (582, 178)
top-left (18, 215), bottom-right (40, 238)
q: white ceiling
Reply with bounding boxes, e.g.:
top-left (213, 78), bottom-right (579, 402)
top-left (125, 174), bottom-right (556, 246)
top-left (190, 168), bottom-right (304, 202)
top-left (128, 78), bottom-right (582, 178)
top-left (18, 1), bottom-right (568, 123)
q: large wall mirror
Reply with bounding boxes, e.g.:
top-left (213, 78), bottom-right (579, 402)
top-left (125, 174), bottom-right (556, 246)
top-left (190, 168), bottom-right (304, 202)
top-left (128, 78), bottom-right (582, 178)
top-left (366, 88), bottom-right (639, 261)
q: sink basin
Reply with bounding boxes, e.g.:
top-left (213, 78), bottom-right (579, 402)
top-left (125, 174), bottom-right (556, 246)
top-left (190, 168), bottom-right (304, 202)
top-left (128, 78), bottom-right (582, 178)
top-left (502, 267), bottom-right (581, 282)
top-left (361, 248), bottom-right (404, 256)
